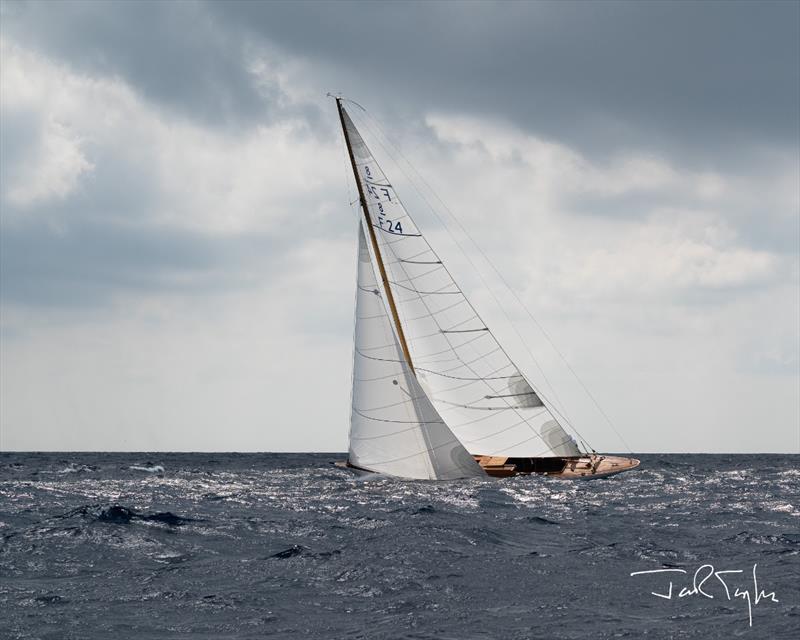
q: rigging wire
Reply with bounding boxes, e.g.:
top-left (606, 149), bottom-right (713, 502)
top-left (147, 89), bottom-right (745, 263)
top-left (370, 204), bottom-right (548, 434)
top-left (348, 123), bottom-right (591, 454)
top-left (355, 113), bottom-right (569, 412)
top-left (352, 106), bottom-right (634, 455)
top-left (351, 112), bottom-right (592, 451)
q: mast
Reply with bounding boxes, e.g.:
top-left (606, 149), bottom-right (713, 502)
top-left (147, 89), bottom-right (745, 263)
top-left (336, 97), bottom-right (415, 373)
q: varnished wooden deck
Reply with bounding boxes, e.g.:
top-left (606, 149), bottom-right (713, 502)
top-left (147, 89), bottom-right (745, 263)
top-left (475, 454), bottom-right (640, 479)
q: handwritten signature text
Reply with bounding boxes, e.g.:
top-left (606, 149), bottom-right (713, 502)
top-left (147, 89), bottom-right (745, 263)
top-left (629, 563), bottom-right (779, 627)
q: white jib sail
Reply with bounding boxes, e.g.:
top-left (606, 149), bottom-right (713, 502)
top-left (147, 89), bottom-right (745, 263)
top-left (349, 221), bottom-right (485, 479)
top-left (342, 107), bottom-right (580, 459)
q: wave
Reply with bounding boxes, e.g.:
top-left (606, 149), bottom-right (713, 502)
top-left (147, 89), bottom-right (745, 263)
top-left (526, 515), bottom-right (560, 525)
top-left (56, 463), bottom-right (97, 474)
top-left (270, 544), bottom-right (306, 559)
top-left (129, 464), bottom-right (165, 474)
top-left (57, 504), bottom-right (199, 527)
top-left (728, 530), bottom-right (800, 544)
top-left (267, 545), bottom-right (343, 560)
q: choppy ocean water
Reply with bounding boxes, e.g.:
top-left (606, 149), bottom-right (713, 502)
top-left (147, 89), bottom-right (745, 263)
top-left (0, 453), bottom-right (797, 639)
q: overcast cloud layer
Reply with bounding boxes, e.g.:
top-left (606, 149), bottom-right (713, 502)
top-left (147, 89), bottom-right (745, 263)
top-left (1, 0), bottom-right (798, 452)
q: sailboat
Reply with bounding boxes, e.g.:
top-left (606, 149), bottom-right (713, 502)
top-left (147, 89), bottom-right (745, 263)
top-left (333, 97), bottom-right (640, 480)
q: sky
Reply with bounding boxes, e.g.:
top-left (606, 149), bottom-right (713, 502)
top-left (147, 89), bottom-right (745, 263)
top-left (0, 0), bottom-right (798, 453)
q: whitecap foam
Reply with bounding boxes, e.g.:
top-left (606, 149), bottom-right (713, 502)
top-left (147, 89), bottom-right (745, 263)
top-left (57, 463), bottom-right (94, 474)
top-left (129, 465), bottom-right (165, 474)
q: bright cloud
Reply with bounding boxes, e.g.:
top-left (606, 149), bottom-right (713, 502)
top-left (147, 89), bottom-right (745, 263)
top-left (1, 40), bottom-right (340, 234)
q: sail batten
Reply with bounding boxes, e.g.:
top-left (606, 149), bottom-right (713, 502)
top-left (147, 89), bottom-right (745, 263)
top-left (340, 104), bottom-right (581, 459)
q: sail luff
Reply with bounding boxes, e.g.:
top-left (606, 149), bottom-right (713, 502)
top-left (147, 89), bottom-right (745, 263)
top-left (337, 98), bottom-right (415, 373)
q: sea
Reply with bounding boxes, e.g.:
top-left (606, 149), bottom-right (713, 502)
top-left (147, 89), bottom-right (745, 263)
top-left (0, 453), bottom-right (797, 639)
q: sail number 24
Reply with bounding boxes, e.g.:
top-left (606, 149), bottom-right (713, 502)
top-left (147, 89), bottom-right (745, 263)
top-left (364, 165), bottom-right (404, 234)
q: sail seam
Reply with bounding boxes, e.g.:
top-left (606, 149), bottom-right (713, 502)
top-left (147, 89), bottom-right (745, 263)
top-left (458, 414), bottom-right (545, 443)
top-left (404, 298), bottom-right (468, 322)
top-left (349, 423), bottom-right (435, 440)
top-left (480, 432), bottom-right (578, 457)
top-left (389, 265), bottom-right (444, 285)
top-left (357, 341), bottom-right (398, 352)
top-left (415, 365), bottom-right (515, 382)
top-left (383, 233), bottom-right (418, 245)
top-left (359, 436), bottom-right (467, 466)
top-left (389, 280), bottom-right (462, 295)
top-left (412, 331), bottom-right (485, 358)
top-left (441, 328), bottom-right (488, 334)
top-left (354, 372), bottom-right (409, 383)
top-left (352, 408), bottom-right (445, 425)
top-left (354, 348), bottom-right (405, 364)
top-left (449, 407), bottom-right (514, 427)
top-left (436, 400), bottom-right (543, 412)
top-left (399, 259), bottom-right (442, 265)
top-left (386, 248), bottom-right (433, 262)
top-left (440, 313), bottom-right (482, 331)
top-left (436, 346), bottom-right (503, 373)
top-left (432, 362), bottom-right (519, 393)
top-left (354, 392), bottom-right (431, 412)
top-left (486, 391), bottom-right (540, 399)
top-left (406, 327), bottom-right (462, 343)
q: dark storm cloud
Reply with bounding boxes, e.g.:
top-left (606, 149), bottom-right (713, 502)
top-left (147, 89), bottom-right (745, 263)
top-left (1, 0), bottom-right (796, 311)
top-left (0, 109), bottom-right (40, 199)
top-left (0, 218), bottom-right (282, 309)
top-left (4, 1), bottom-right (797, 160)
top-left (210, 0), bottom-right (799, 164)
top-left (1, 0), bottom-right (271, 128)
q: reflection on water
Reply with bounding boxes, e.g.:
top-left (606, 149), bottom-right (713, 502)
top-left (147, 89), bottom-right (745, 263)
top-left (1, 453), bottom-right (797, 639)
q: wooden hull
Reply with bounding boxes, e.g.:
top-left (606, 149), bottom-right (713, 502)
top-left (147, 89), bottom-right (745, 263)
top-left (333, 456), bottom-right (640, 479)
top-left (474, 454), bottom-right (640, 479)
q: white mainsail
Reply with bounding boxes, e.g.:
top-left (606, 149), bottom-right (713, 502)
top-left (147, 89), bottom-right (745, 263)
top-left (349, 221), bottom-right (485, 479)
top-left (341, 107), bottom-right (580, 460)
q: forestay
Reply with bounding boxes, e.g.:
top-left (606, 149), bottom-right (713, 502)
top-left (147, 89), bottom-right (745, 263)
top-left (349, 221), bottom-right (485, 479)
top-left (342, 107), bottom-right (581, 459)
